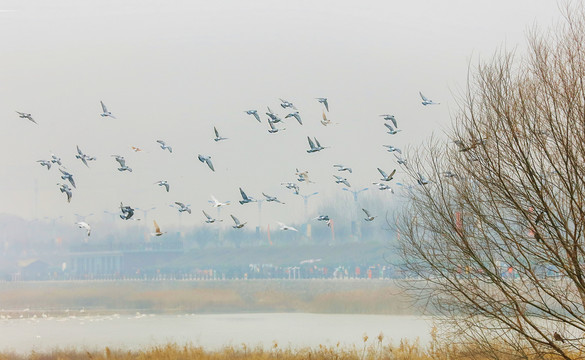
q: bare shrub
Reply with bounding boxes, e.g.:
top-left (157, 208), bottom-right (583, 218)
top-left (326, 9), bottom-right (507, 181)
top-left (397, 3), bottom-right (585, 359)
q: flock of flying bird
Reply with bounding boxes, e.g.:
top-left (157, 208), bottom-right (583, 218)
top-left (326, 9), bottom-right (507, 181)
top-left (24, 92), bottom-right (440, 239)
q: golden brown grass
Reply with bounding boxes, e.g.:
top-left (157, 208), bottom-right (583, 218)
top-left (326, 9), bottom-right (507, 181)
top-left (0, 335), bottom-right (579, 360)
top-left (0, 280), bottom-right (415, 315)
top-left (0, 341), bottom-right (432, 360)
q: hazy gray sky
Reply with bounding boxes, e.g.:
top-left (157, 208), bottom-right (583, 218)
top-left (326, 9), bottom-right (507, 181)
top-left (0, 0), bottom-right (563, 234)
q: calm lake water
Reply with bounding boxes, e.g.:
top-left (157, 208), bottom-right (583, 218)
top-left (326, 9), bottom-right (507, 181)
top-left (0, 313), bottom-right (433, 353)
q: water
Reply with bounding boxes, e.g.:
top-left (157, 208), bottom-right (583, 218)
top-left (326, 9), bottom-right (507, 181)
top-left (0, 313), bottom-right (433, 353)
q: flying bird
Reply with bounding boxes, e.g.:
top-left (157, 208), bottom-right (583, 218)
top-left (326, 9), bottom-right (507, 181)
top-left (155, 180), bottom-right (170, 192)
top-left (285, 111), bottom-right (302, 125)
top-left (59, 168), bottom-right (76, 188)
top-left (131, 146), bottom-right (143, 152)
top-left (419, 92), bottom-right (440, 105)
top-left (362, 208), bottom-right (376, 222)
top-left (316, 98), bottom-right (329, 112)
top-left (278, 222), bottom-right (298, 232)
top-left (266, 106), bottom-right (282, 123)
top-left (333, 175), bottom-right (351, 187)
top-left (37, 160), bottom-right (51, 170)
top-left (198, 154), bottom-right (215, 172)
top-left (245, 110), bottom-right (261, 122)
top-left (230, 214), bottom-right (246, 229)
top-left (112, 155), bottom-right (132, 172)
top-left (314, 215), bottom-right (331, 227)
top-left (100, 101), bottom-right (116, 118)
top-left (268, 118), bottom-right (285, 133)
top-left (238, 187), bottom-right (256, 204)
top-left (262, 192), bottom-right (284, 204)
top-left (213, 126), bottom-right (228, 142)
top-left (307, 136), bottom-right (325, 153)
top-left (151, 220), bottom-right (165, 236)
top-left (50, 154), bottom-right (62, 166)
top-left (119, 202), bottom-right (135, 220)
top-left (156, 140), bottom-right (173, 153)
top-left (295, 169), bottom-right (312, 183)
top-left (384, 123), bottom-right (402, 135)
top-left (333, 164), bottom-right (352, 173)
top-left (394, 153), bottom-right (408, 167)
top-left (75, 146), bottom-right (96, 167)
top-left (210, 195), bottom-right (230, 207)
top-left (202, 210), bottom-right (222, 223)
top-left (372, 182), bottom-right (394, 192)
top-left (281, 182), bottom-right (300, 195)
top-left (417, 173), bottom-right (431, 185)
top-left (378, 167), bottom-right (396, 181)
top-left (57, 183), bottom-right (72, 202)
top-left (383, 145), bottom-right (402, 154)
top-left (174, 202), bottom-right (192, 214)
top-left (279, 98), bottom-right (297, 109)
top-left (16, 111), bottom-right (37, 124)
top-left (76, 221), bottom-right (91, 236)
top-left (379, 114), bottom-right (397, 128)
top-left (315, 215), bottom-right (330, 222)
top-left (320, 112), bottom-right (333, 126)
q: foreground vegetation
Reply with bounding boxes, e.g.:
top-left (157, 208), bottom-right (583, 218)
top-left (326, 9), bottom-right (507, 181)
top-left (1, 338), bottom-right (580, 360)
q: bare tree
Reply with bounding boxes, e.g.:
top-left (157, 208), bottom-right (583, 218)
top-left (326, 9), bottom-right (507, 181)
top-left (398, 5), bottom-right (585, 359)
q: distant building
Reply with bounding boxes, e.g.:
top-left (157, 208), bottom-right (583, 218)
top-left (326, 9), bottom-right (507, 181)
top-left (68, 241), bottom-right (183, 278)
top-left (17, 259), bottom-right (50, 281)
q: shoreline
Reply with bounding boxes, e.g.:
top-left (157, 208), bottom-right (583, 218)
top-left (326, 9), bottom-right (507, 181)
top-left (0, 313), bottom-right (433, 355)
top-left (0, 279), bottom-right (417, 316)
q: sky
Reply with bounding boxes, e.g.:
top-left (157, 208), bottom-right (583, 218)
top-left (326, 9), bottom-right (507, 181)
top-left (0, 0), bottom-right (564, 236)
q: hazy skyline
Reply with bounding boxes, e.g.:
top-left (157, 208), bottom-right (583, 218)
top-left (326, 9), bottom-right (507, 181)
top-left (0, 1), bottom-right (563, 235)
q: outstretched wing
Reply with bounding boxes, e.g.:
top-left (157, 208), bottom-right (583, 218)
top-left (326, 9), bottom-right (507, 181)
top-left (239, 187), bottom-right (248, 200)
top-left (153, 220), bottom-right (161, 233)
top-left (100, 101), bottom-right (108, 112)
top-left (362, 208), bottom-right (371, 217)
top-left (377, 167), bottom-right (388, 178)
top-left (202, 210), bottom-right (212, 220)
top-left (307, 136), bottom-right (316, 149)
top-left (419, 92), bottom-right (429, 102)
top-left (205, 158), bottom-right (215, 171)
top-left (214, 126), bottom-right (219, 138)
top-left (230, 214), bottom-right (240, 225)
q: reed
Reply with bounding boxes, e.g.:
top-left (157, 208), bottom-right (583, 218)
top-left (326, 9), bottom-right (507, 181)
top-left (0, 339), bottom-right (578, 360)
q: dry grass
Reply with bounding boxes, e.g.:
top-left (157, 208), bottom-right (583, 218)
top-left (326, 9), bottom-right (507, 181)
top-left (0, 335), bottom-right (579, 360)
top-left (0, 343), bottom-right (574, 360)
top-left (0, 280), bottom-right (415, 315)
